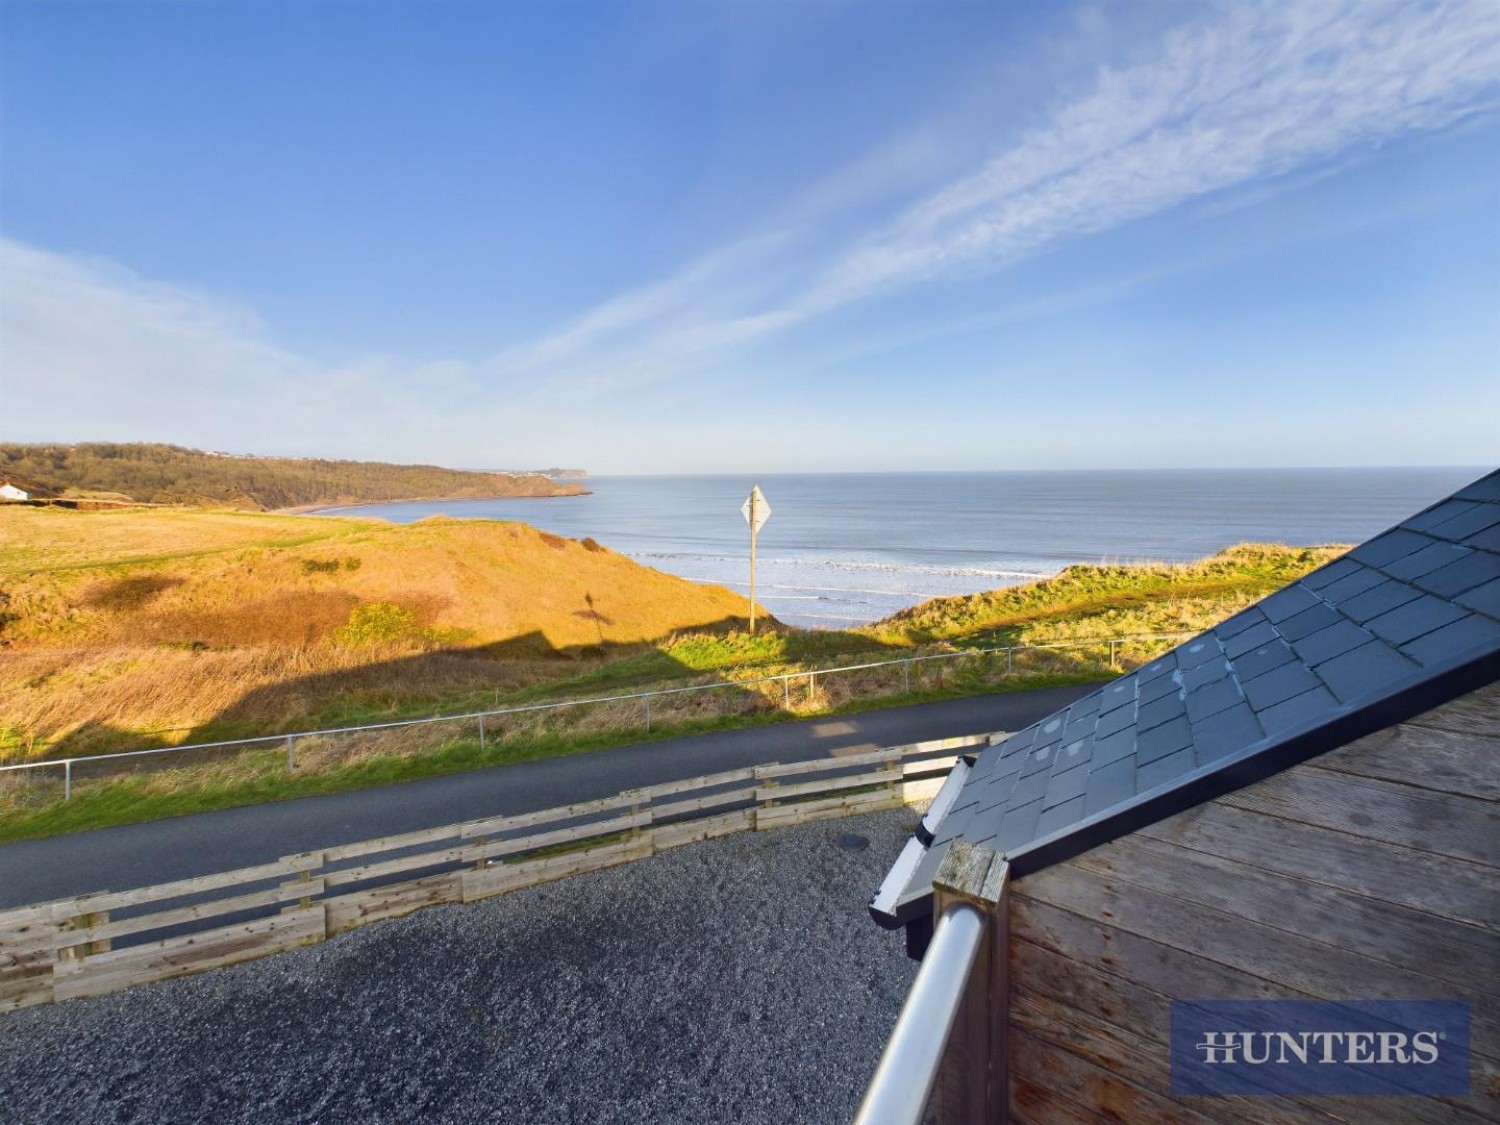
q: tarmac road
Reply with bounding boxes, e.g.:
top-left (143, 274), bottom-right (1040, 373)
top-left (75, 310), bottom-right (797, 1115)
top-left (0, 684), bottom-right (1095, 909)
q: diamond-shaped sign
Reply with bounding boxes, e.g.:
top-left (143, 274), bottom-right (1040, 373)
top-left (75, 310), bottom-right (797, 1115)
top-left (741, 485), bottom-right (771, 532)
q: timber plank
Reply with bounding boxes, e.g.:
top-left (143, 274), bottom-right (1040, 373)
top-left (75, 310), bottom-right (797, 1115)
top-left (324, 873), bottom-right (461, 936)
top-left (1316, 723), bottom-right (1500, 801)
top-left (754, 748), bottom-right (901, 779)
top-left (52, 879), bottom-right (327, 950)
top-left (461, 838), bottom-right (652, 902)
top-left (1404, 682), bottom-right (1500, 738)
top-left (321, 823), bottom-right (463, 863)
top-left (459, 791), bottom-right (641, 839)
top-left (462, 811), bottom-right (651, 863)
top-left (754, 789), bottom-right (899, 830)
top-left (1011, 1076), bottom-right (1111, 1125)
top-left (1014, 867), bottom-right (1500, 1061)
top-left (322, 848), bottom-right (467, 888)
top-left (1219, 765), bottom-right (1499, 866)
top-left (1137, 801), bottom-right (1498, 928)
top-left (62, 853), bottom-right (321, 916)
top-left (649, 786), bottom-right (756, 821)
top-left (1008, 1025), bottom-right (1222, 1125)
top-left (1011, 988), bottom-right (1344, 1125)
top-left (1070, 832), bottom-right (1498, 997)
top-left (1010, 938), bottom-right (1491, 1124)
top-left (755, 766), bottom-right (900, 803)
top-left (902, 754), bottom-right (958, 777)
top-left (635, 767), bottom-right (757, 800)
top-left (652, 810), bottom-right (753, 851)
top-left (52, 910), bottom-right (324, 1002)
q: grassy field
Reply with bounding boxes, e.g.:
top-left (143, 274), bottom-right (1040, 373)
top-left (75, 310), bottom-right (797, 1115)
top-left (0, 504), bottom-right (1347, 841)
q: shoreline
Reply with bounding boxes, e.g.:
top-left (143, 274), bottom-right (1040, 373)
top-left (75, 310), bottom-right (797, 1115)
top-left (278, 488), bottom-right (591, 516)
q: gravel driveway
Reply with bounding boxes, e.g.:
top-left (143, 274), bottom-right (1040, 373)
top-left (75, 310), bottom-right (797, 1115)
top-left (0, 809), bottom-right (919, 1124)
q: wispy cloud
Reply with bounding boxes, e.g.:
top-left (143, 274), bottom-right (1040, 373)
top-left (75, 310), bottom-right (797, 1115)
top-left (506, 0), bottom-right (1500, 384)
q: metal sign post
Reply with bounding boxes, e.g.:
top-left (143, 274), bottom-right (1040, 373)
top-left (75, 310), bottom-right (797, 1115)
top-left (741, 485), bottom-right (771, 633)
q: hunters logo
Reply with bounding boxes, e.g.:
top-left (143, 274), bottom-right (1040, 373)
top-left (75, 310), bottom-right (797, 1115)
top-left (1171, 1000), bottom-right (1470, 1096)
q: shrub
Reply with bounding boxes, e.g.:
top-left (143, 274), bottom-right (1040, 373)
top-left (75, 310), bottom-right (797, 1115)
top-left (333, 602), bottom-right (424, 646)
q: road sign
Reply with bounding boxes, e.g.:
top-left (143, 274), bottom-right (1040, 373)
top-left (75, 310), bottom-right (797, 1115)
top-left (742, 486), bottom-right (770, 633)
top-left (741, 486), bottom-right (771, 531)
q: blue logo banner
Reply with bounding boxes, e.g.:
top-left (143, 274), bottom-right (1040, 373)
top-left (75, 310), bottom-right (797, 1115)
top-left (1171, 1000), bottom-right (1469, 1096)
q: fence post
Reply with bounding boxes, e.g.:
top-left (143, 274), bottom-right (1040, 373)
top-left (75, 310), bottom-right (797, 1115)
top-left (479, 714), bottom-right (486, 749)
top-left (784, 677), bottom-right (791, 709)
top-left (903, 660), bottom-right (911, 693)
top-left (64, 759), bottom-right (73, 801)
top-left (645, 696), bottom-right (652, 732)
top-left (1109, 639), bottom-right (1117, 668)
top-left (807, 672), bottom-right (816, 704)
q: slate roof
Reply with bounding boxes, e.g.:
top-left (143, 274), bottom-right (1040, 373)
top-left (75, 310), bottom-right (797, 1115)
top-left (871, 470), bottom-right (1500, 930)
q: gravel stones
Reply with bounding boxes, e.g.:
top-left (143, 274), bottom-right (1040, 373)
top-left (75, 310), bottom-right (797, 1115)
top-left (0, 810), bottom-right (920, 1125)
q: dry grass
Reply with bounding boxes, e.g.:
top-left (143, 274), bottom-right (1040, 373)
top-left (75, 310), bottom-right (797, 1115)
top-left (1, 506), bottom-right (753, 760)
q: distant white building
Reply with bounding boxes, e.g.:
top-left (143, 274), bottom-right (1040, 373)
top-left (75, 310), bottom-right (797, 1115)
top-left (0, 483), bottom-right (29, 501)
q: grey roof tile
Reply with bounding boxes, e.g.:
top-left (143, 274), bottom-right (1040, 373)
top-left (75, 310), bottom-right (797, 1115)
top-left (1258, 685), bottom-right (1339, 735)
top-left (1241, 661), bottom-right (1322, 711)
top-left (1223, 621), bottom-right (1280, 659)
top-left (1414, 551), bottom-right (1500, 599)
top-left (891, 471), bottom-right (1500, 924)
top-left (1467, 524), bottom-right (1500, 553)
top-left (1231, 638), bottom-right (1297, 680)
top-left (1055, 735), bottom-right (1094, 774)
top-left (1185, 675), bottom-right (1245, 723)
top-left (1366, 595), bottom-right (1469, 646)
top-left (1138, 747), bottom-right (1195, 791)
top-left (1179, 657), bottom-right (1231, 693)
top-left (1083, 758), bottom-right (1135, 815)
top-left (1136, 715), bottom-right (1192, 764)
top-left (1301, 557), bottom-right (1362, 591)
top-left (1276, 602), bottom-right (1343, 641)
top-left (1091, 727), bottom-right (1136, 767)
top-left (1289, 619), bottom-right (1375, 666)
top-left (1350, 528), bottom-right (1439, 568)
top-left (994, 799), bottom-right (1043, 852)
top-left (1099, 676), bottom-right (1138, 714)
top-left (1314, 641), bottom-right (1418, 704)
top-left (1427, 503), bottom-right (1500, 542)
top-left (1457, 576), bottom-right (1500, 618)
top-left (1193, 703), bottom-right (1263, 764)
top-left (1455, 473), bottom-right (1500, 502)
top-left (1340, 579), bottom-right (1423, 623)
top-left (1043, 764), bottom-right (1091, 810)
top-left (1382, 541), bottom-right (1472, 582)
top-left (1404, 498), bottom-right (1479, 533)
top-left (1138, 669), bottom-right (1182, 706)
top-left (1176, 634), bottom-right (1224, 669)
top-left (1095, 699), bottom-right (1136, 738)
top-left (1400, 613), bottom-right (1500, 667)
top-left (1318, 566), bottom-right (1387, 603)
top-left (1215, 605), bottom-right (1271, 635)
top-left (1007, 769), bottom-right (1049, 810)
top-left (1020, 741), bottom-right (1059, 777)
top-left (1259, 583), bottom-right (1323, 623)
top-left (1035, 796), bottom-right (1087, 839)
top-left (1136, 692), bottom-right (1187, 733)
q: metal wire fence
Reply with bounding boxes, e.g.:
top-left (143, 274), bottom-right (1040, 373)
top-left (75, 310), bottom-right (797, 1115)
top-left (0, 632), bottom-right (1193, 801)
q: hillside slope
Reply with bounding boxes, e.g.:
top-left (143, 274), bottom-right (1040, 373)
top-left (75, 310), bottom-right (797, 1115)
top-left (1, 506), bottom-right (750, 755)
top-left (0, 443), bottom-right (587, 509)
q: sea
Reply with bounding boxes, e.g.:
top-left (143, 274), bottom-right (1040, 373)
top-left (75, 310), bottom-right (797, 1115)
top-left (312, 467), bottom-right (1489, 629)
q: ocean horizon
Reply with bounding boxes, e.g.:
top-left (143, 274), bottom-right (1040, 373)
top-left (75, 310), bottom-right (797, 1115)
top-left (312, 467), bottom-right (1490, 628)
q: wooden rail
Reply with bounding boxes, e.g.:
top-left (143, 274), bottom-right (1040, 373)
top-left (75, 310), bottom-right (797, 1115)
top-left (0, 732), bottom-right (995, 1011)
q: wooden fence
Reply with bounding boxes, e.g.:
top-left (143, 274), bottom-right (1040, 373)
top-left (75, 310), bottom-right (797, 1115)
top-left (0, 733), bottom-right (995, 1012)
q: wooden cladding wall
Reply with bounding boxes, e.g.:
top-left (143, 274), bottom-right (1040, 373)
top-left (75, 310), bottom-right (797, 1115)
top-left (1006, 682), bottom-right (1500, 1124)
top-left (0, 733), bottom-right (991, 1011)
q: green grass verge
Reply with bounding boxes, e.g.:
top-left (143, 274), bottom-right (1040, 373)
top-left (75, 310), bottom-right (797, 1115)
top-left (0, 670), bottom-right (1105, 844)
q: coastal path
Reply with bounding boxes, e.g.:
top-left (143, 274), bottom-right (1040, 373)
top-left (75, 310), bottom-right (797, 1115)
top-left (0, 685), bottom-right (1093, 909)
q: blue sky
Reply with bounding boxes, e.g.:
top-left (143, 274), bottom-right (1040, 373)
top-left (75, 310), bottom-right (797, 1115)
top-left (2, 0), bottom-right (1497, 473)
